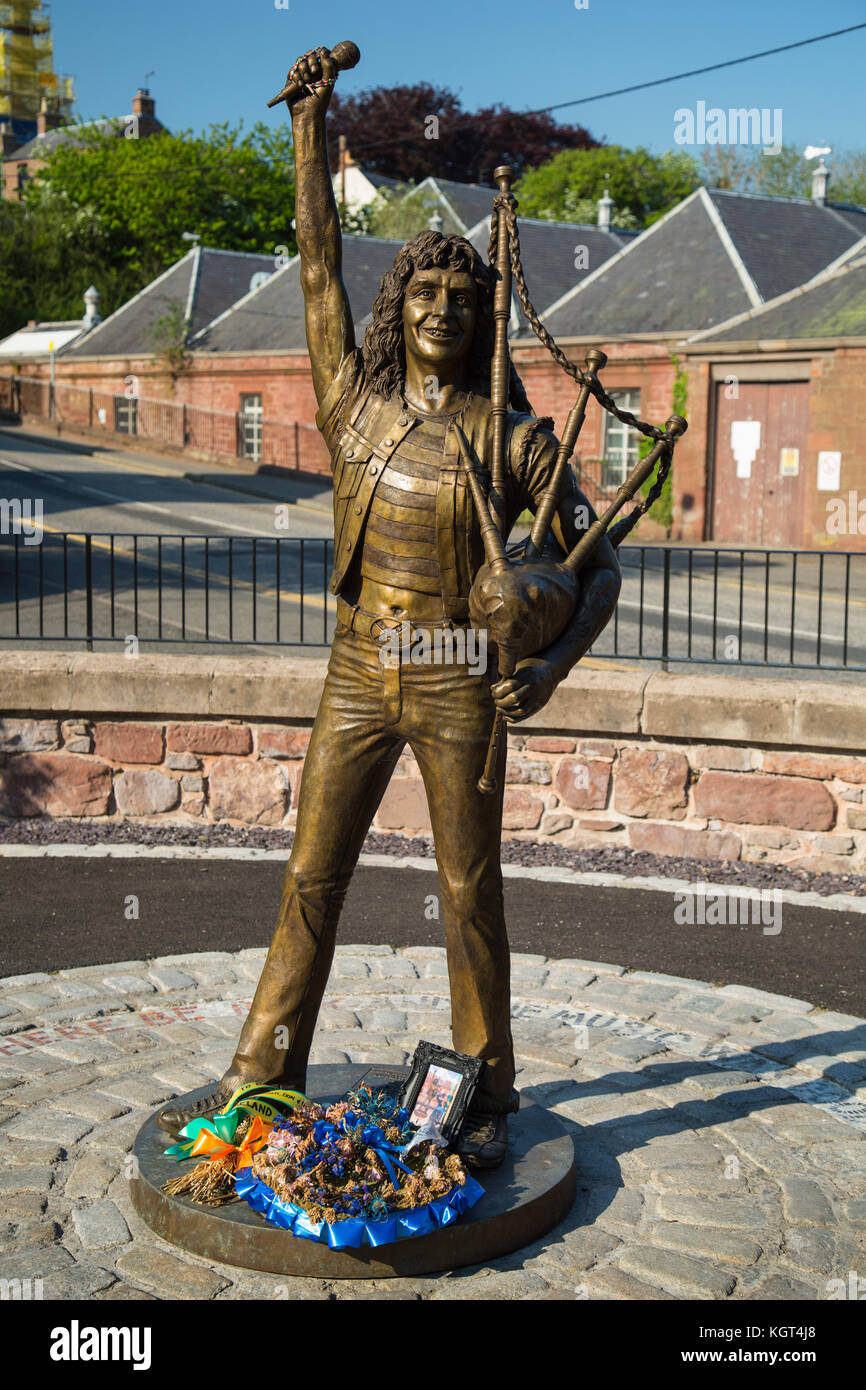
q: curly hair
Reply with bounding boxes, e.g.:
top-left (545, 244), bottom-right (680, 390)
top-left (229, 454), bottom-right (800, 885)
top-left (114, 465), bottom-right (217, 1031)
top-left (360, 229), bottom-right (533, 412)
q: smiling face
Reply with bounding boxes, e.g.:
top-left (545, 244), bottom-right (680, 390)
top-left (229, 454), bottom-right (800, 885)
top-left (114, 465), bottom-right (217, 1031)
top-left (401, 267), bottom-right (478, 378)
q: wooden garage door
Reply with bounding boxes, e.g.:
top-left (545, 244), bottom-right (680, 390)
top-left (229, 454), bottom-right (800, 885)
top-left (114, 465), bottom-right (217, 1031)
top-left (711, 381), bottom-right (809, 546)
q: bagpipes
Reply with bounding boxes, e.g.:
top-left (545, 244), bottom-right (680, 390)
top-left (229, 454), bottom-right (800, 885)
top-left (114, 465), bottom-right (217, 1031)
top-left (461, 165), bottom-right (687, 795)
top-left (268, 48), bottom-right (686, 797)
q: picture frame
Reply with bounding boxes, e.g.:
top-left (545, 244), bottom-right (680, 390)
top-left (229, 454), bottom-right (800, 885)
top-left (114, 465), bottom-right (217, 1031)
top-left (401, 1041), bottom-right (484, 1144)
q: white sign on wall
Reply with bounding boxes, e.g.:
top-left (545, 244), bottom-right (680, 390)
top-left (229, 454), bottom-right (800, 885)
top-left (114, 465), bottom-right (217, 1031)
top-left (731, 420), bottom-right (761, 479)
top-left (817, 451), bottom-right (842, 492)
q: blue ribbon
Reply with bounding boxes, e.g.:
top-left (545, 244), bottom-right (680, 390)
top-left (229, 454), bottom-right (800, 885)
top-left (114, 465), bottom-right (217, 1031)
top-left (300, 1115), bottom-right (414, 1193)
top-left (365, 1216), bottom-right (399, 1247)
top-left (233, 1169), bottom-right (484, 1249)
top-left (234, 1169), bottom-right (300, 1232)
top-left (355, 1121), bottom-right (413, 1190)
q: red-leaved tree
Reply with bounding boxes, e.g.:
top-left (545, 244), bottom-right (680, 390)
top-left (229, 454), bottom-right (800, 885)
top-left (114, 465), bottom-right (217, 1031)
top-left (326, 84), bottom-right (597, 185)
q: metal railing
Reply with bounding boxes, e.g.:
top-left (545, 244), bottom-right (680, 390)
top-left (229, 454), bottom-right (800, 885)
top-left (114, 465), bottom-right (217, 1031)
top-left (0, 374), bottom-right (329, 473)
top-left (1, 533), bottom-right (864, 671)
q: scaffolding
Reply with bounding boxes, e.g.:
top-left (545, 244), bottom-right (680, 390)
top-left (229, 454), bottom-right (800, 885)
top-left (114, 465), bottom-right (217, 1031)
top-left (0, 1), bottom-right (74, 137)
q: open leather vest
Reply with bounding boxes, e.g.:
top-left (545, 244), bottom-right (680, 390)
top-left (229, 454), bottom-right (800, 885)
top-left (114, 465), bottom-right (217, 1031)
top-left (327, 381), bottom-right (534, 622)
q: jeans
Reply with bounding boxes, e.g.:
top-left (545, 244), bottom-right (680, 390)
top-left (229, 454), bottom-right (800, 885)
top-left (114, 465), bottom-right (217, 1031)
top-left (226, 624), bottom-right (516, 1112)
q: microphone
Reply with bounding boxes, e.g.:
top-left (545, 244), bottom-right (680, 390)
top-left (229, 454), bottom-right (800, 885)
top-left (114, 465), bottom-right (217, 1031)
top-left (267, 41), bottom-right (360, 109)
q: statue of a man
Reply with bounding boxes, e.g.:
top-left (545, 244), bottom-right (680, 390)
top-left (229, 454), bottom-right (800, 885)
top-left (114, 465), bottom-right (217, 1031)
top-left (160, 47), bottom-right (621, 1167)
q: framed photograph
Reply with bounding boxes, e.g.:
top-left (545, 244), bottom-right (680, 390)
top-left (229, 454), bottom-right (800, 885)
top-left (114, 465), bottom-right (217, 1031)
top-left (401, 1041), bottom-right (484, 1144)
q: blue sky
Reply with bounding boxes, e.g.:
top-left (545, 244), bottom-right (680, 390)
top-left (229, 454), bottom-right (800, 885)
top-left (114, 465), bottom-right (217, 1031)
top-left (52, 0), bottom-right (865, 158)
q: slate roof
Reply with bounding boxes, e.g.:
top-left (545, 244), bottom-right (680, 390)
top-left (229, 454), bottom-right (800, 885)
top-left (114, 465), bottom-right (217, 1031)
top-left (542, 191), bottom-right (746, 338)
top-left (3, 115), bottom-right (166, 163)
top-left (466, 215), bottom-right (635, 331)
top-left (340, 168), bottom-right (494, 233)
top-left (185, 220), bottom-right (636, 354)
top-left (417, 176), bottom-right (498, 234)
top-left (541, 186), bottom-right (866, 340)
top-left (64, 249), bottom-right (277, 358)
top-left (687, 254), bottom-right (866, 343)
top-left (192, 235), bottom-right (406, 353)
top-left (707, 189), bottom-right (866, 301)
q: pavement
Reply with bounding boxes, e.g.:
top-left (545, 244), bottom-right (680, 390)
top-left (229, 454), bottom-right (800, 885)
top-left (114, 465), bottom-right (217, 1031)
top-left (1, 873), bottom-right (865, 1300)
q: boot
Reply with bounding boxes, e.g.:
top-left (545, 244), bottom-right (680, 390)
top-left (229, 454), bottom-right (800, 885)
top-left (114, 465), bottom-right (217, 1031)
top-left (156, 1082), bottom-right (236, 1139)
top-left (455, 1111), bottom-right (510, 1169)
top-left (455, 1088), bottom-right (519, 1170)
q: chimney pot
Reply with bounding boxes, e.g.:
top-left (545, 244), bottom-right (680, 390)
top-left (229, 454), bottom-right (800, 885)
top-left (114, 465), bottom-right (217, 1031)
top-left (597, 186), bottom-right (614, 231)
top-left (811, 156), bottom-right (830, 205)
top-left (82, 285), bottom-right (101, 329)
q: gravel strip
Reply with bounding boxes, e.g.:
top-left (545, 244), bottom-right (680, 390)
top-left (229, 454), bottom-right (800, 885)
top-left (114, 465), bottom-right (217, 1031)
top-left (1, 817), bottom-right (864, 898)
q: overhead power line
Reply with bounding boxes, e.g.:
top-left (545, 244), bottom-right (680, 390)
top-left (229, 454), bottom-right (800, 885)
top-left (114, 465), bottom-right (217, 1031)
top-left (334, 22), bottom-right (866, 161)
top-left (524, 21), bottom-right (866, 117)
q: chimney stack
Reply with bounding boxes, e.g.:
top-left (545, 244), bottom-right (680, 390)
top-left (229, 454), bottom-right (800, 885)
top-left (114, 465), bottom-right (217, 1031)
top-left (132, 88), bottom-right (155, 119)
top-left (597, 185), bottom-right (614, 231)
top-left (811, 156), bottom-right (830, 205)
top-left (129, 89), bottom-right (160, 138)
top-left (36, 96), bottom-right (64, 137)
top-left (429, 211), bottom-right (444, 234)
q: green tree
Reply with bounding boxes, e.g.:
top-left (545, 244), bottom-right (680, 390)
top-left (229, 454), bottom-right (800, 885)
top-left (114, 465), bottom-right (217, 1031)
top-left (515, 146), bottom-right (699, 228)
top-left (351, 184), bottom-right (451, 239)
top-left (832, 151), bottom-right (866, 207)
top-left (559, 193), bottom-right (639, 231)
top-left (22, 120), bottom-right (296, 318)
top-left (149, 301), bottom-right (193, 385)
top-left (636, 356), bottom-right (688, 534)
top-left (0, 189), bottom-right (115, 338)
top-left (700, 144), bottom-right (809, 197)
top-left (700, 143), bottom-right (866, 207)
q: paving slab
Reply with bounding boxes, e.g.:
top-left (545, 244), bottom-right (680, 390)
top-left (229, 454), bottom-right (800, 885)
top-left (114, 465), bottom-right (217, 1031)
top-left (0, 944), bottom-right (863, 1301)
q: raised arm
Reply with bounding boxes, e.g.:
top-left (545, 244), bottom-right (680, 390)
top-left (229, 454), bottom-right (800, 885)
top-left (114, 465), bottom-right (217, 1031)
top-left (287, 48), bottom-right (355, 404)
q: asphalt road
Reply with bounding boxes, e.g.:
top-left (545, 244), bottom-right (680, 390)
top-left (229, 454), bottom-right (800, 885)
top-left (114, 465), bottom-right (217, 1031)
top-left (0, 426), bottom-right (334, 653)
top-left (0, 426), bottom-right (334, 539)
top-left (1, 424), bottom-right (865, 676)
top-left (1, 855), bottom-right (863, 1015)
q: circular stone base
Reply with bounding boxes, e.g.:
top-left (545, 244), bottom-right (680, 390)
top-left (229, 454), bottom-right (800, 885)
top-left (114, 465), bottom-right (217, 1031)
top-left (130, 1063), bottom-right (576, 1278)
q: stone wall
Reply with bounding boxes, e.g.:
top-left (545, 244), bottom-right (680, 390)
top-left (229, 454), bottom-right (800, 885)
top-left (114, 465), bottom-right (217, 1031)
top-left (1, 653), bottom-right (865, 874)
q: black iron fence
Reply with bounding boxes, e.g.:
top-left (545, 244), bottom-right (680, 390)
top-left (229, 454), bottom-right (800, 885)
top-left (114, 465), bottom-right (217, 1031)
top-left (1, 533), bottom-right (864, 671)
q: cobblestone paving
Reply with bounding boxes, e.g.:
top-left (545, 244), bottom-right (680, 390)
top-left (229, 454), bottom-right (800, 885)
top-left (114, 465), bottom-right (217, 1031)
top-left (1, 947), bottom-right (865, 1301)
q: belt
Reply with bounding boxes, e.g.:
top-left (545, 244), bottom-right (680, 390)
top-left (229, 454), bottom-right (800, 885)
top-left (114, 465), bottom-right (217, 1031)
top-left (336, 597), bottom-right (470, 644)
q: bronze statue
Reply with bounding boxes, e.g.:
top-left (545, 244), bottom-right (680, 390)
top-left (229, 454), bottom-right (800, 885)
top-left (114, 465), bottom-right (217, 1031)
top-left (160, 44), bottom-right (682, 1169)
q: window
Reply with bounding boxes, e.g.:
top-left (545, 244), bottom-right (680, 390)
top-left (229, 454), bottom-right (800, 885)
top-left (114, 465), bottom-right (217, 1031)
top-left (601, 389), bottom-right (641, 489)
top-left (239, 393), bottom-right (263, 462)
top-left (114, 395), bottom-right (138, 436)
top-left (16, 164), bottom-right (28, 192)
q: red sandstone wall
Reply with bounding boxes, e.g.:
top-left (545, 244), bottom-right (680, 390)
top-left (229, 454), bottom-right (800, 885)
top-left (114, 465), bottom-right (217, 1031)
top-left (2, 716), bottom-right (864, 877)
